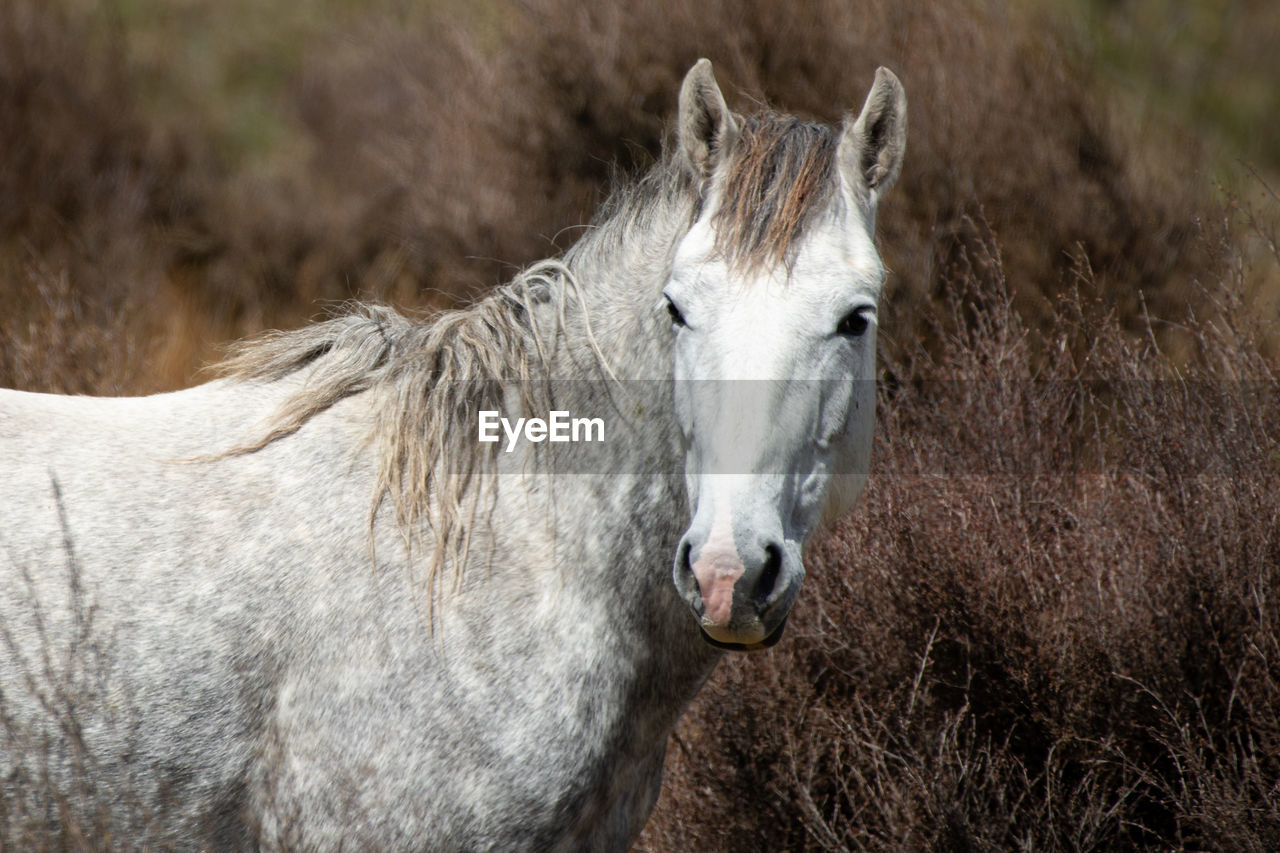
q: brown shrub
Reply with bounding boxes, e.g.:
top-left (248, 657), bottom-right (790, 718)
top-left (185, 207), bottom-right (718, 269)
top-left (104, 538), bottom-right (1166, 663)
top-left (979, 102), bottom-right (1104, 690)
top-left (291, 0), bottom-right (1215, 355)
top-left (0, 0), bottom-right (1222, 388)
top-left (0, 1), bottom-right (190, 393)
top-left (636, 213), bottom-right (1280, 851)
top-left (0, 2), bottom-right (152, 267)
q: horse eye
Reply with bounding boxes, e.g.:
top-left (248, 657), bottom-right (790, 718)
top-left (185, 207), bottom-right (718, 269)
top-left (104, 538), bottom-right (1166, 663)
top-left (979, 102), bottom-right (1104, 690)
top-left (665, 296), bottom-right (687, 328)
top-left (837, 308), bottom-right (871, 337)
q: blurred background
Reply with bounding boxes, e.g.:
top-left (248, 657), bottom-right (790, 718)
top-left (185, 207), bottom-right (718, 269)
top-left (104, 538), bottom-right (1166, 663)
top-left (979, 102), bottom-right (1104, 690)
top-left (1, 0), bottom-right (1276, 393)
top-left (4, 2), bottom-right (1280, 850)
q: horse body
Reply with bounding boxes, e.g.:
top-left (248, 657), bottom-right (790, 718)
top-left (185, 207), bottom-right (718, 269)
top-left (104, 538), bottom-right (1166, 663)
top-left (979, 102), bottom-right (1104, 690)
top-left (2, 375), bottom-right (707, 849)
top-left (0, 61), bottom-right (905, 849)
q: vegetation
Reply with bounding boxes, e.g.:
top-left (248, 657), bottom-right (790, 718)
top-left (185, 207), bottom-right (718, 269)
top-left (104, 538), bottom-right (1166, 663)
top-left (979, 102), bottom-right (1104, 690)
top-left (3, 0), bottom-right (1278, 848)
top-left (638, 212), bottom-right (1280, 850)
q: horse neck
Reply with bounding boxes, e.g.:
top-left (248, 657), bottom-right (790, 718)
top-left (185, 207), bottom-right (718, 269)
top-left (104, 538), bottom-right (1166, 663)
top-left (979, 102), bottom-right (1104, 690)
top-left (505, 183), bottom-right (720, 699)
top-left (559, 179), bottom-right (694, 379)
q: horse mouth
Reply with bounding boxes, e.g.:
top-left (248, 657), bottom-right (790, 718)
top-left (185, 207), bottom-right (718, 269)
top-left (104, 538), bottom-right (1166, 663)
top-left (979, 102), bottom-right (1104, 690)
top-left (697, 613), bottom-right (790, 652)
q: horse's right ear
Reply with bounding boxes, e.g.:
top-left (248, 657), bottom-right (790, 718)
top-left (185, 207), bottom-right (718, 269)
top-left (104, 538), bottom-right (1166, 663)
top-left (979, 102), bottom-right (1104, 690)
top-left (677, 59), bottom-right (739, 184)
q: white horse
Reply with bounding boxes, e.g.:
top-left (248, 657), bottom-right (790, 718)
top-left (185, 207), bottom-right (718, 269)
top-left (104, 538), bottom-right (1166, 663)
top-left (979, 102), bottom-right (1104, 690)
top-left (0, 60), bottom-right (905, 850)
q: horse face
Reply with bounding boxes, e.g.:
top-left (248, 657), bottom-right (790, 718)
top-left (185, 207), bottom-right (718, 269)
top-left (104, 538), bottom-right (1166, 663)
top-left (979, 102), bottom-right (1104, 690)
top-left (666, 61), bottom-right (905, 650)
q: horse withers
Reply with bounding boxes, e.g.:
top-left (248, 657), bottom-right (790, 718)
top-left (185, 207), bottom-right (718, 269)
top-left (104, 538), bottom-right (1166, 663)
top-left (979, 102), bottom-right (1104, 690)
top-left (0, 60), bottom-right (905, 850)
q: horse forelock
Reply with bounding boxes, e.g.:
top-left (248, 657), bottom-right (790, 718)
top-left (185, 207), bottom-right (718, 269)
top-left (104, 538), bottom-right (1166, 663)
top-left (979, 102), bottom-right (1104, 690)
top-left (711, 113), bottom-right (839, 273)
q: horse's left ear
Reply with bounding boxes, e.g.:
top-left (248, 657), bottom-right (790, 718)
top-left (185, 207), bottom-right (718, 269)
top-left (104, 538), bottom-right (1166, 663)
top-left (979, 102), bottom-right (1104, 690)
top-left (677, 58), bottom-right (739, 185)
top-left (838, 67), bottom-right (908, 210)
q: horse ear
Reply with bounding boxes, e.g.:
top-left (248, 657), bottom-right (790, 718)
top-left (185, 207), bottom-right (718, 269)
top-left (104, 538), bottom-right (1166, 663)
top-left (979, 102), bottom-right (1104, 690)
top-left (838, 67), bottom-right (907, 208)
top-left (677, 58), bottom-right (739, 183)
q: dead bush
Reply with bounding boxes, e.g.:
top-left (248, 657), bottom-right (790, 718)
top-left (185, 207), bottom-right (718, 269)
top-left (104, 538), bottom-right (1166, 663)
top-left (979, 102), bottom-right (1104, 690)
top-left (637, 208), bottom-right (1280, 852)
top-left (292, 0), bottom-right (1215, 355)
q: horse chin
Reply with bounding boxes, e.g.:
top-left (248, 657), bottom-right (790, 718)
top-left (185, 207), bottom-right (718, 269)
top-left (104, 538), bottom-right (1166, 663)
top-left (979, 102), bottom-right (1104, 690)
top-left (697, 613), bottom-right (790, 652)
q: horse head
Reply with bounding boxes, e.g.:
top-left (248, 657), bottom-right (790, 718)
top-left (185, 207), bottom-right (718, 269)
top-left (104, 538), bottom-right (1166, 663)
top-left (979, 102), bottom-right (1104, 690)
top-left (666, 59), bottom-right (906, 650)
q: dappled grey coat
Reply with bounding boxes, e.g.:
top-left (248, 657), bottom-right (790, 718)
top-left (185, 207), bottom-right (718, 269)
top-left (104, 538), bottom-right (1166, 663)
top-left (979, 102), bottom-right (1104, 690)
top-left (0, 60), bottom-right (905, 850)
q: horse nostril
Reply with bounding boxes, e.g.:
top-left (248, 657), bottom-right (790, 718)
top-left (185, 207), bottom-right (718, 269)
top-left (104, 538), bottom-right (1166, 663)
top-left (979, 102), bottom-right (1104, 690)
top-left (674, 538), bottom-right (698, 596)
top-left (678, 539), bottom-right (693, 579)
top-left (754, 542), bottom-right (784, 607)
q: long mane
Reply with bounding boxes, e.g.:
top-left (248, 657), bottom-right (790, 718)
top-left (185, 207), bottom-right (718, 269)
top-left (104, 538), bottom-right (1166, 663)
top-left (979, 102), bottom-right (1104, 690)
top-left (211, 113), bottom-right (841, 602)
top-left (215, 261), bottom-right (593, 607)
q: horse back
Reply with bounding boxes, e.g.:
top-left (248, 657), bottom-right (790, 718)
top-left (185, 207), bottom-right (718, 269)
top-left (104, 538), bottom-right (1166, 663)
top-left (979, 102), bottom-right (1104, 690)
top-left (0, 380), bottom-right (376, 845)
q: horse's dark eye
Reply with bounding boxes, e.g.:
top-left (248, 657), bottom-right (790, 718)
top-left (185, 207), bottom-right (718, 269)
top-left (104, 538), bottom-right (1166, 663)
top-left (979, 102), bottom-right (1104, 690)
top-left (837, 309), bottom-right (871, 337)
top-left (666, 296), bottom-right (687, 328)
